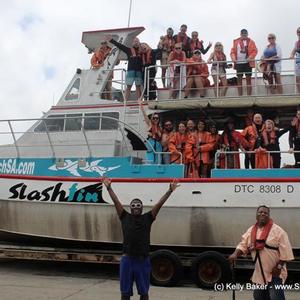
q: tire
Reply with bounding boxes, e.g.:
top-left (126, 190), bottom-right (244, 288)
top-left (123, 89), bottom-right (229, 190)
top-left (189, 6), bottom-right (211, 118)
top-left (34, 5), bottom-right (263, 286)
top-left (191, 251), bottom-right (231, 289)
top-left (150, 250), bottom-right (183, 287)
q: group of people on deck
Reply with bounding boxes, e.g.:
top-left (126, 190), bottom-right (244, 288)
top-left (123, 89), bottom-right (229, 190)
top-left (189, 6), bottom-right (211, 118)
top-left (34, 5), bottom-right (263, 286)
top-left (140, 102), bottom-right (300, 178)
top-left (90, 26), bottom-right (300, 100)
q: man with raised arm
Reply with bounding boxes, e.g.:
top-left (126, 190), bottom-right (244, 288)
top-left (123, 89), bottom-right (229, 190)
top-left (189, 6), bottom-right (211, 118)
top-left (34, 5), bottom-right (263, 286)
top-left (102, 177), bottom-right (180, 300)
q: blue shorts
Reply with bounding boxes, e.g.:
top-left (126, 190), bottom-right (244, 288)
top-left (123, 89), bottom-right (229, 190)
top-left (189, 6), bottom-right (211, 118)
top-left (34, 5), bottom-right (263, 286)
top-left (120, 255), bottom-right (151, 296)
top-left (126, 70), bottom-right (143, 86)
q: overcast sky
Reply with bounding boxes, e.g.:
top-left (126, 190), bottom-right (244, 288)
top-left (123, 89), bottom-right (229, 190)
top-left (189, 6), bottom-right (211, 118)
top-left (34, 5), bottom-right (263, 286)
top-left (0, 0), bottom-right (299, 121)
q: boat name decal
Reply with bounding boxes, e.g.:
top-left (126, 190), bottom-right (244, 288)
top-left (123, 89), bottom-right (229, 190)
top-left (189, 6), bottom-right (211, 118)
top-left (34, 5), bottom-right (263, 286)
top-left (0, 159), bottom-right (35, 175)
top-left (9, 182), bottom-right (108, 203)
top-left (48, 159), bottom-right (120, 177)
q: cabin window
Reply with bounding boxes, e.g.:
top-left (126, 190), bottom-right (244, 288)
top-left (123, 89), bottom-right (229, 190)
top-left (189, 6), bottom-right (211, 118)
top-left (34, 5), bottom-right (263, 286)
top-left (83, 113), bottom-right (100, 130)
top-left (65, 78), bottom-right (80, 101)
top-left (34, 114), bottom-right (65, 132)
top-left (65, 114), bottom-right (82, 131)
top-left (101, 112), bottom-right (119, 130)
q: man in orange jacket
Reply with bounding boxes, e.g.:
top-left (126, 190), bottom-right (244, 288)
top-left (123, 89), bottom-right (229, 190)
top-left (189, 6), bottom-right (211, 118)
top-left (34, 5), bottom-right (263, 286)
top-left (230, 29), bottom-right (258, 96)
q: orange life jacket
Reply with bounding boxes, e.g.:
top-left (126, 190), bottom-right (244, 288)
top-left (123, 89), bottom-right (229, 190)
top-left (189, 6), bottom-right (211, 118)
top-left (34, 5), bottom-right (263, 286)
top-left (186, 57), bottom-right (209, 77)
top-left (250, 219), bottom-right (274, 251)
top-left (190, 39), bottom-right (203, 52)
top-left (91, 46), bottom-right (112, 68)
top-left (141, 50), bottom-right (152, 65)
top-left (168, 50), bottom-right (186, 63)
top-left (162, 35), bottom-right (175, 52)
top-left (175, 33), bottom-right (189, 48)
top-left (255, 147), bottom-right (272, 169)
top-left (230, 37), bottom-right (258, 68)
top-left (168, 132), bottom-right (188, 164)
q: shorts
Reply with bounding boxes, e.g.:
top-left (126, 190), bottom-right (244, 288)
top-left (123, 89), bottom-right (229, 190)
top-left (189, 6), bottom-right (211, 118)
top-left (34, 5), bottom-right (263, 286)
top-left (126, 70), bottom-right (143, 86)
top-left (120, 255), bottom-right (151, 297)
top-left (236, 63), bottom-right (252, 76)
top-left (211, 66), bottom-right (226, 78)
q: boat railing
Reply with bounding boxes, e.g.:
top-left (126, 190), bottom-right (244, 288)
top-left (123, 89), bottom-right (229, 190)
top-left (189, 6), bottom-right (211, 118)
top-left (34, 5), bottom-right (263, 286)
top-left (88, 68), bottom-right (127, 101)
top-left (0, 116), bottom-right (168, 163)
top-left (214, 149), bottom-right (300, 169)
top-left (143, 57), bottom-right (299, 100)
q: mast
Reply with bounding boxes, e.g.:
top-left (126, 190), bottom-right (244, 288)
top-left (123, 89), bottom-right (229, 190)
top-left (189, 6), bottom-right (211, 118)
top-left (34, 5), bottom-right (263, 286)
top-left (127, 0), bottom-right (132, 27)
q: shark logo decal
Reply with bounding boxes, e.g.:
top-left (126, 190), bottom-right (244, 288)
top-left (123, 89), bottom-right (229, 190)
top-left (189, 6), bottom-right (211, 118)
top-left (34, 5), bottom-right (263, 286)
top-left (48, 159), bottom-right (120, 177)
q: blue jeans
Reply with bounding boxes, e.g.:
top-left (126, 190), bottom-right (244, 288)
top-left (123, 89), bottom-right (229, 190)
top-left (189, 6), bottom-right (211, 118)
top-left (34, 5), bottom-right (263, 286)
top-left (253, 277), bottom-right (285, 300)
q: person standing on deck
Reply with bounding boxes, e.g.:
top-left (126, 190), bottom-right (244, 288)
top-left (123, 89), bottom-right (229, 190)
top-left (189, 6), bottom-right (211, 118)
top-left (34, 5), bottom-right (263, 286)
top-left (230, 29), bottom-right (258, 96)
top-left (242, 113), bottom-right (268, 169)
top-left (290, 27), bottom-right (300, 94)
top-left (173, 24), bottom-right (191, 56)
top-left (289, 105), bottom-right (300, 167)
top-left (263, 119), bottom-right (290, 168)
top-left (188, 31), bottom-right (212, 58)
top-left (105, 35), bottom-right (143, 102)
top-left (103, 177), bottom-right (180, 300)
top-left (139, 99), bottom-right (163, 164)
top-left (229, 205), bottom-right (294, 300)
top-left (158, 27), bottom-right (175, 87)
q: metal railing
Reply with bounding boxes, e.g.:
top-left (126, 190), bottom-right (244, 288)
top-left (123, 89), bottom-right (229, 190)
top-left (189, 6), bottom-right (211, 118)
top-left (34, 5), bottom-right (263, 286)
top-left (0, 116), bottom-right (172, 165)
top-left (89, 68), bottom-right (127, 101)
top-left (214, 149), bottom-right (300, 169)
top-left (143, 57), bottom-right (300, 100)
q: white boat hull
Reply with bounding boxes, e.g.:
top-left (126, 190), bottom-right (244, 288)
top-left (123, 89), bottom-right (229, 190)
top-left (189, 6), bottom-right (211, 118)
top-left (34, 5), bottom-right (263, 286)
top-left (0, 176), bottom-right (300, 249)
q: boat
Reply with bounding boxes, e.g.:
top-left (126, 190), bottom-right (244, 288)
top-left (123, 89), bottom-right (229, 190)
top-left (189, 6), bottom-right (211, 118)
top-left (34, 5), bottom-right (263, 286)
top-left (0, 26), bottom-right (300, 287)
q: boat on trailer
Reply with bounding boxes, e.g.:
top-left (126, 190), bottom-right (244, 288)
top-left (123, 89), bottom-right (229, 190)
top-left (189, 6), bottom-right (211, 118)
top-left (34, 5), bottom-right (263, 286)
top-left (1, 26), bottom-right (300, 287)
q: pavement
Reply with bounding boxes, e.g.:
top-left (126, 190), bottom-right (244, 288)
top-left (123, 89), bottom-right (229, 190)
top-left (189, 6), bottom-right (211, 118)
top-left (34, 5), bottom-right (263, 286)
top-left (0, 259), bottom-right (299, 300)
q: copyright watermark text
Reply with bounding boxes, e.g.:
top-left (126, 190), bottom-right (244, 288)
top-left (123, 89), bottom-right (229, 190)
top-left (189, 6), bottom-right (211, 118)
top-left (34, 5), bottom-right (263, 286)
top-left (214, 282), bottom-right (300, 292)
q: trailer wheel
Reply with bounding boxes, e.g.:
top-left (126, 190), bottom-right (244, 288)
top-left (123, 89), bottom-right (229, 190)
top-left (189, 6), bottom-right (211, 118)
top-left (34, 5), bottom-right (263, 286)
top-left (150, 250), bottom-right (183, 287)
top-left (191, 251), bottom-right (231, 289)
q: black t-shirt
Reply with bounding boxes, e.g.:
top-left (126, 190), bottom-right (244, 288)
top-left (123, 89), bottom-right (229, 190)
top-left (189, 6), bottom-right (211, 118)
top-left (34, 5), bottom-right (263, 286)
top-left (110, 39), bottom-right (143, 72)
top-left (120, 210), bottom-right (155, 256)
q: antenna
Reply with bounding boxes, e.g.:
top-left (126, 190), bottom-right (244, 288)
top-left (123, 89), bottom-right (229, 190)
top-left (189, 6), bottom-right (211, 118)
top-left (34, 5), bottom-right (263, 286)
top-left (127, 0), bottom-right (132, 27)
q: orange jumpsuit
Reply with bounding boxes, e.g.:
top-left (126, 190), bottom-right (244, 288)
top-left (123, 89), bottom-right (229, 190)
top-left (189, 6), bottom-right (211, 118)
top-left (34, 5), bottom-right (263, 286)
top-left (168, 132), bottom-right (188, 164)
top-left (185, 131), bottom-right (215, 177)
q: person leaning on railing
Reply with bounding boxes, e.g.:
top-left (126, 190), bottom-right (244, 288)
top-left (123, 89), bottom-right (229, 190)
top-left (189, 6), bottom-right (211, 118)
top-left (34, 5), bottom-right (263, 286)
top-left (207, 42), bottom-right (231, 97)
top-left (288, 106), bottom-right (300, 167)
top-left (261, 33), bottom-right (283, 95)
top-left (184, 50), bottom-right (209, 99)
top-left (242, 113), bottom-right (269, 169)
top-left (219, 118), bottom-right (249, 169)
top-left (168, 121), bottom-right (188, 165)
top-left (290, 27), bottom-right (300, 94)
top-left (263, 119), bottom-right (290, 168)
top-left (185, 120), bottom-right (215, 178)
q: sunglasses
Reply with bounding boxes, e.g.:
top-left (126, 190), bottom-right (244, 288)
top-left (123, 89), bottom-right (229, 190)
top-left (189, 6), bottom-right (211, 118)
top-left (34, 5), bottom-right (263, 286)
top-left (152, 117), bottom-right (159, 120)
top-left (192, 35), bottom-right (198, 37)
top-left (268, 37), bottom-right (275, 40)
top-left (130, 203), bottom-right (142, 208)
top-left (175, 47), bottom-right (182, 50)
